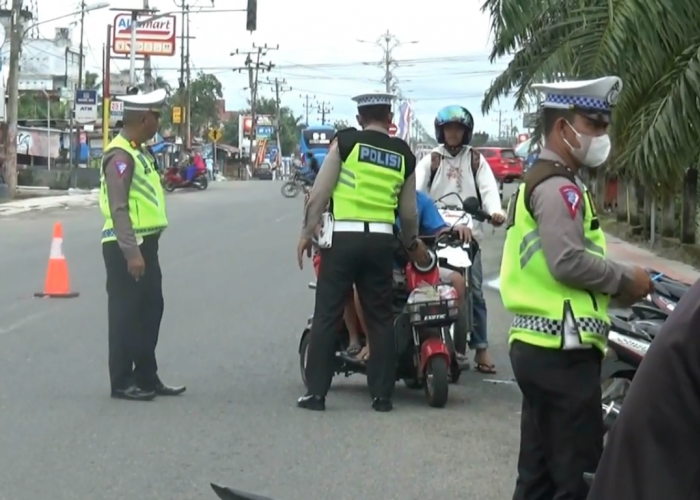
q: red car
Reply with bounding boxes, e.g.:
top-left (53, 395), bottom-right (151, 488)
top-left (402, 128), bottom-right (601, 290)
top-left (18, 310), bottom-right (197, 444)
top-left (476, 147), bottom-right (523, 184)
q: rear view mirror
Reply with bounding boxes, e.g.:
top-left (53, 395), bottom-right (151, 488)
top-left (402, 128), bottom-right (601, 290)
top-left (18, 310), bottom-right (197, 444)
top-left (463, 197), bottom-right (480, 215)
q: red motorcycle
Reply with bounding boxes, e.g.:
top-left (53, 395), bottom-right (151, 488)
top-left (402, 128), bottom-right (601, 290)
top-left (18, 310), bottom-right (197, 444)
top-left (298, 233), bottom-right (465, 408)
top-left (162, 165), bottom-right (209, 192)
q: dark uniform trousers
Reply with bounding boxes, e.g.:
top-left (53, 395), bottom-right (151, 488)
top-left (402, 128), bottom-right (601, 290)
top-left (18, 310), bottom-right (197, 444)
top-left (103, 233), bottom-right (164, 391)
top-left (510, 340), bottom-right (603, 500)
top-left (305, 229), bottom-right (396, 399)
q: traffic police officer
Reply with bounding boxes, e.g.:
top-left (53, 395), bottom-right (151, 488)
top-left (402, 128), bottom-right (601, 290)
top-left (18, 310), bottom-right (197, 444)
top-left (499, 77), bottom-right (652, 499)
top-left (297, 91), bottom-right (428, 412)
top-left (100, 88), bottom-right (185, 401)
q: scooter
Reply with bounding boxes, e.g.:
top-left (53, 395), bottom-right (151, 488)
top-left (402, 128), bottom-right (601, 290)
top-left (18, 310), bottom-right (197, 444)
top-left (162, 165), bottom-right (209, 192)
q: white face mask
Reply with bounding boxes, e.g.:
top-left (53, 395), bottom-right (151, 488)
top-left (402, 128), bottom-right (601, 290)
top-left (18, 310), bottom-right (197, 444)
top-left (563, 122), bottom-right (611, 168)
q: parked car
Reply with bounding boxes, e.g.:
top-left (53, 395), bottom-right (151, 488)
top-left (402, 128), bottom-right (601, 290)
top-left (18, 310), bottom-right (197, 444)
top-left (253, 162), bottom-right (274, 180)
top-left (475, 147), bottom-right (523, 184)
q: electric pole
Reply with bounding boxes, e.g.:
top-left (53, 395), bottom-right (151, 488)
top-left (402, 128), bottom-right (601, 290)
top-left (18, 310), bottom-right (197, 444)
top-left (316, 101), bottom-right (332, 125)
top-left (264, 77), bottom-right (291, 164)
top-left (5, 0), bottom-right (29, 198)
top-left (231, 44), bottom-right (277, 168)
top-left (299, 93), bottom-right (315, 125)
top-left (142, 0), bottom-right (153, 91)
top-left (184, 7), bottom-right (191, 148)
top-left (361, 31), bottom-right (417, 110)
top-left (77, 0), bottom-right (86, 88)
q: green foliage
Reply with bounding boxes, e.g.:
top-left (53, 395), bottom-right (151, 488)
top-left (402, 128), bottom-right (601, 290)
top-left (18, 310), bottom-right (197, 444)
top-left (480, 0), bottom-right (700, 195)
top-left (18, 94), bottom-right (67, 120)
top-left (222, 114), bottom-right (238, 146)
top-left (333, 119), bottom-right (351, 130)
top-left (471, 131), bottom-right (490, 147)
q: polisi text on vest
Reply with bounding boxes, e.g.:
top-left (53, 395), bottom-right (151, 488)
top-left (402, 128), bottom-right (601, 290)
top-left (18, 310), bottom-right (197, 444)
top-left (359, 145), bottom-right (401, 171)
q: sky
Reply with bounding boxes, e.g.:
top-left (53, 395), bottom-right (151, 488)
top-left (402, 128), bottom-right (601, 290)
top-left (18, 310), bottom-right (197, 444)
top-left (32, 0), bottom-right (525, 137)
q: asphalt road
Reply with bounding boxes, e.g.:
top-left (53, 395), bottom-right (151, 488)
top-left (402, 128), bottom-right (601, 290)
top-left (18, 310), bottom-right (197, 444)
top-left (0, 182), bottom-right (520, 500)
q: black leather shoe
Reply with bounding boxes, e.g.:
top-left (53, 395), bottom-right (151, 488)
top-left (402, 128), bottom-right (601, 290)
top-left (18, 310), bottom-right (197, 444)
top-left (111, 385), bottom-right (156, 401)
top-left (152, 382), bottom-right (186, 396)
top-left (372, 397), bottom-right (393, 412)
top-left (297, 394), bottom-right (325, 411)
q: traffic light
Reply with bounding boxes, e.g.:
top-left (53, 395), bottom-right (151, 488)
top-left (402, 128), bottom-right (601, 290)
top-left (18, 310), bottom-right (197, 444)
top-left (246, 0), bottom-right (257, 32)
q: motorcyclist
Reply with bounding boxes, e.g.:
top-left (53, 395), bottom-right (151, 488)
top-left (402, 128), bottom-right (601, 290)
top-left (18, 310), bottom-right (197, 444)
top-left (415, 105), bottom-right (505, 373)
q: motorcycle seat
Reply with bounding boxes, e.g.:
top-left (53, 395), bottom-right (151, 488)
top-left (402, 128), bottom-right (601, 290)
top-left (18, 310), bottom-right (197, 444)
top-left (660, 281), bottom-right (687, 301)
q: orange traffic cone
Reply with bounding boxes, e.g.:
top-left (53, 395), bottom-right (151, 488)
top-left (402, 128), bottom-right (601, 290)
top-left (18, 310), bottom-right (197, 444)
top-left (34, 222), bottom-right (79, 298)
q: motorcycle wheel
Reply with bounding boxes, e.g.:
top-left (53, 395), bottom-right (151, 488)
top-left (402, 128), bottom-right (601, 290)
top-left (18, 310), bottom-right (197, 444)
top-left (424, 356), bottom-right (449, 408)
top-left (281, 181), bottom-right (300, 198)
top-left (453, 302), bottom-right (469, 358)
top-left (299, 333), bottom-right (311, 389)
top-left (196, 176), bottom-right (209, 190)
top-left (164, 182), bottom-right (176, 193)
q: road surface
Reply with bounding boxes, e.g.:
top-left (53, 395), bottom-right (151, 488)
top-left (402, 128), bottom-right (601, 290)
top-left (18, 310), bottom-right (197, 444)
top-left (0, 182), bottom-right (520, 500)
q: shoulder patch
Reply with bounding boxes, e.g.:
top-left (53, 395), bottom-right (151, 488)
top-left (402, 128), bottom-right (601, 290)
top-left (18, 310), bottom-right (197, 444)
top-left (559, 185), bottom-right (582, 219)
top-left (115, 161), bottom-right (129, 178)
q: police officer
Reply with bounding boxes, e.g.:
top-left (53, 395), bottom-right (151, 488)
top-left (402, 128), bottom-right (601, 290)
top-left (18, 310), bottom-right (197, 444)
top-left (499, 77), bottom-right (652, 499)
top-left (297, 91), bottom-right (428, 412)
top-left (100, 89), bottom-right (185, 401)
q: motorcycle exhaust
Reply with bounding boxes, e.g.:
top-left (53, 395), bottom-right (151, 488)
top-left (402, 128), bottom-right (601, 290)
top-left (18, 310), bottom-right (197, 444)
top-left (602, 401), bottom-right (622, 431)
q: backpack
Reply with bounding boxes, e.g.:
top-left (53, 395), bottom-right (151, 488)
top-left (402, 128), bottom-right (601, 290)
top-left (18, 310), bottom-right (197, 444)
top-left (427, 147), bottom-right (483, 208)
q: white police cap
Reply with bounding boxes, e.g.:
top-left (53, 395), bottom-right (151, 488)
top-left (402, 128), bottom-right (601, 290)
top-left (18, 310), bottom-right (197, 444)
top-left (532, 76), bottom-right (622, 121)
top-left (351, 91), bottom-right (394, 108)
top-left (116, 88), bottom-right (167, 112)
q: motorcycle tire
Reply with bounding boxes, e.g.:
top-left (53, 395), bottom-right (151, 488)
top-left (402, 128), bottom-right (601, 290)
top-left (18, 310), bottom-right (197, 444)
top-left (424, 356), bottom-right (449, 408)
top-left (453, 302), bottom-right (469, 357)
top-left (196, 176), bottom-right (209, 190)
top-left (281, 181), bottom-right (301, 198)
top-left (164, 182), bottom-right (176, 193)
top-left (299, 333), bottom-right (311, 389)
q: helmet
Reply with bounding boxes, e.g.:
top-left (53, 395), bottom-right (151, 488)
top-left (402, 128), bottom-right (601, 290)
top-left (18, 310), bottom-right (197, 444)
top-left (434, 105), bottom-right (474, 145)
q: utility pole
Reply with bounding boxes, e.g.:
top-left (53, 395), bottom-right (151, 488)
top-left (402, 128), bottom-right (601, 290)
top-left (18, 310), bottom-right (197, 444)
top-left (177, 1), bottom-right (187, 149)
top-left (264, 77), bottom-right (291, 166)
top-left (363, 31), bottom-right (417, 111)
top-left (184, 7), bottom-right (191, 148)
top-left (316, 101), bottom-right (332, 125)
top-left (5, 0), bottom-right (28, 198)
top-left (299, 93), bottom-right (315, 125)
top-left (77, 0), bottom-right (86, 88)
top-left (142, 0), bottom-right (153, 91)
top-left (231, 44), bottom-right (277, 169)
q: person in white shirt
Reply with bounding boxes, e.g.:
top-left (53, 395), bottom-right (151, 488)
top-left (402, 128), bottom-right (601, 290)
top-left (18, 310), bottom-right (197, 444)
top-left (415, 105), bottom-right (505, 373)
top-left (205, 157), bottom-right (214, 180)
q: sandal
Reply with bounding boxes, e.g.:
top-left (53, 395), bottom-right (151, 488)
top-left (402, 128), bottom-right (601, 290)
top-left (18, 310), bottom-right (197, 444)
top-left (346, 343), bottom-right (362, 357)
top-left (355, 346), bottom-right (370, 361)
top-left (474, 363), bottom-right (497, 374)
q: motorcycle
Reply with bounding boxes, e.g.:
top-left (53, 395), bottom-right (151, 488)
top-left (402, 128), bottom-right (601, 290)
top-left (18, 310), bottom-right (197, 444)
top-left (162, 165), bottom-right (209, 192)
top-left (298, 232), bottom-right (469, 408)
top-left (433, 193), bottom-right (490, 356)
top-left (280, 170), bottom-right (312, 198)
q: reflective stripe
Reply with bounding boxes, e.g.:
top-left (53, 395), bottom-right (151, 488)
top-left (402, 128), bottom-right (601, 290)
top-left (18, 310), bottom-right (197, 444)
top-left (338, 167), bottom-right (356, 188)
top-left (101, 226), bottom-right (166, 240)
top-left (513, 314), bottom-right (609, 338)
top-left (518, 229), bottom-right (605, 268)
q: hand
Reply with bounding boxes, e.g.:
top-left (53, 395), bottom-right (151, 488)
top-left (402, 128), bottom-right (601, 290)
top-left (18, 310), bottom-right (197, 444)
top-left (127, 253), bottom-right (146, 281)
top-left (407, 239), bottom-right (430, 267)
top-left (444, 225), bottom-right (472, 243)
top-left (626, 266), bottom-right (654, 300)
top-left (491, 213), bottom-right (506, 227)
top-left (297, 236), bottom-right (313, 270)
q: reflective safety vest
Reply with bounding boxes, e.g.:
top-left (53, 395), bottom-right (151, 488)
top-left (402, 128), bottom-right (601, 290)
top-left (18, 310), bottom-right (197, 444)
top-left (332, 133), bottom-right (406, 223)
top-left (500, 180), bottom-right (610, 353)
top-left (99, 135), bottom-right (168, 243)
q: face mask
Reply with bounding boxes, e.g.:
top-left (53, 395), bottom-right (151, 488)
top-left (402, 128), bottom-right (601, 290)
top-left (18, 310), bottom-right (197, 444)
top-left (563, 122), bottom-right (611, 168)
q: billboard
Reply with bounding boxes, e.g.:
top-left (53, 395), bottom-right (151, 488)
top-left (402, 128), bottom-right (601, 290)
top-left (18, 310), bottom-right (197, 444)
top-left (112, 14), bottom-right (177, 56)
top-left (238, 114), bottom-right (274, 148)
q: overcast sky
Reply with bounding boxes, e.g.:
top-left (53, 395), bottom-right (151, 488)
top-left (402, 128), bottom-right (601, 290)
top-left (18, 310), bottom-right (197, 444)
top-left (34, 0), bottom-right (523, 137)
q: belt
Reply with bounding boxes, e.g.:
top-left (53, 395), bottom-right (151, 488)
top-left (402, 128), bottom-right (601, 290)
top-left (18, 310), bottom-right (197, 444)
top-left (333, 220), bottom-right (394, 234)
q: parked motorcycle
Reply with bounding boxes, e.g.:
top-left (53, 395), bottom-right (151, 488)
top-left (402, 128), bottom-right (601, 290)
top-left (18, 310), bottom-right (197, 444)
top-left (280, 170), bottom-right (311, 198)
top-left (162, 166), bottom-right (208, 192)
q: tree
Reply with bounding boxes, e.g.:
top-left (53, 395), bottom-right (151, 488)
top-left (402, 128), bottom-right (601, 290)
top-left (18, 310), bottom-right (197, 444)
top-left (471, 131), bottom-right (490, 147)
top-left (480, 0), bottom-right (700, 194)
top-left (333, 119), bottom-right (351, 130)
top-left (158, 72), bottom-right (222, 137)
top-left (221, 114), bottom-right (239, 147)
top-left (85, 71), bottom-right (99, 89)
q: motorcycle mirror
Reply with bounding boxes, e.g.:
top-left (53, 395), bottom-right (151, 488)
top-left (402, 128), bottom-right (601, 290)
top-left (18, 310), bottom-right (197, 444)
top-left (463, 197), bottom-right (480, 214)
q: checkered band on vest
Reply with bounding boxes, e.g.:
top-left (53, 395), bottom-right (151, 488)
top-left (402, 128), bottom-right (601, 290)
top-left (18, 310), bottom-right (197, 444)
top-left (512, 314), bottom-right (609, 337)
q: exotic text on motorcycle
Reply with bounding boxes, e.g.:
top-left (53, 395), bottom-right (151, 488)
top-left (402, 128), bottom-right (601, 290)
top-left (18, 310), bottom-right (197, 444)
top-left (298, 194), bottom-right (492, 408)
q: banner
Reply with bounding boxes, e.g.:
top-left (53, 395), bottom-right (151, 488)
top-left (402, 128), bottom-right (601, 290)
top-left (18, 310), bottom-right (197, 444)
top-left (397, 101), bottom-right (413, 142)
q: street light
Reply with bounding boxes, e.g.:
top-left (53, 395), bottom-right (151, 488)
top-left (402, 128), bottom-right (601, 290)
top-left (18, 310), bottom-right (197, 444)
top-left (3, 1), bottom-right (111, 197)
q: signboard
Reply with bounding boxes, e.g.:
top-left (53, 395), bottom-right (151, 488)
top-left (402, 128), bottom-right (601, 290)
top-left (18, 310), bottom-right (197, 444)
top-left (208, 128), bottom-right (222, 142)
top-left (523, 112), bottom-right (538, 129)
top-left (109, 73), bottom-right (130, 95)
top-left (388, 123), bottom-right (398, 136)
top-left (74, 89), bottom-right (98, 123)
top-left (110, 100), bottom-right (123, 120)
top-left (255, 125), bottom-right (274, 139)
top-left (112, 14), bottom-right (177, 56)
top-left (172, 106), bottom-right (183, 124)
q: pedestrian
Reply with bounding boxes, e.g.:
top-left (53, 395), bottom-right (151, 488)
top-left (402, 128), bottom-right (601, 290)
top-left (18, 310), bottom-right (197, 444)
top-left (99, 88), bottom-right (186, 402)
top-left (499, 76), bottom-right (652, 499)
top-left (297, 91), bottom-right (429, 412)
top-left (206, 157), bottom-right (214, 180)
top-left (587, 277), bottom-right (700, 499)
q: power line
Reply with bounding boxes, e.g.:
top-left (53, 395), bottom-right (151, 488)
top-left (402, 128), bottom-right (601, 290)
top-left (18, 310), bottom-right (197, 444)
top-left (299, 93), bottom-right (315, 125)
top-left (315, 101), bottom-right (332, 125)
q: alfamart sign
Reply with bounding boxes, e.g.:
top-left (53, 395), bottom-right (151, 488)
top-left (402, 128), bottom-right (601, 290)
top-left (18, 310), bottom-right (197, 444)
top-left (112, 14), bottom-right (177, 56)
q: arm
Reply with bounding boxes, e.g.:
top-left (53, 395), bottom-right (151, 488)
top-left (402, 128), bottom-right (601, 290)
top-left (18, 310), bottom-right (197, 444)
top-left (397, 172), bottom-right (419, 246)
top-left (531, 177), bottom-right (633, 294)
top-left (301, 143), bottom-right (341, 239)
top-left (414, 154), bottom-right (432, 193)
top-left (474, 152), bottom-right (503, 215)
top-left (103, 151), bottom-right (140, 260)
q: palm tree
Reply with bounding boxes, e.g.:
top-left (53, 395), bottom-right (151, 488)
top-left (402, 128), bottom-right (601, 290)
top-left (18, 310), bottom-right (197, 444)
top-left (138, 75), bottom-right (173, 95)
top-left (480, 0), bottom-right (700, 194)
